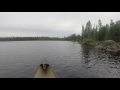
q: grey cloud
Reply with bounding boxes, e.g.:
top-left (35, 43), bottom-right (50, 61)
top-left (0, 12), bottom-right (120, 37)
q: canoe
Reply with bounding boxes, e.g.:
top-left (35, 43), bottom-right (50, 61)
top-left (33, 59), bottom-right (56, 78)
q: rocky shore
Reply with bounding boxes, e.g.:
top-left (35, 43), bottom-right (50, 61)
top-left (82, 39), bottom-right (120, 56)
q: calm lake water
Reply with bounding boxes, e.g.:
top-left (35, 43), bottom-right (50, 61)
top-left (0, 41), bottom-right (120, 78)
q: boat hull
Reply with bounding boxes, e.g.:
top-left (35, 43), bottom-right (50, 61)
top-left (34, 59), bottom-right (56, 78)
top-left (34, 64), bottom-right (56, 78)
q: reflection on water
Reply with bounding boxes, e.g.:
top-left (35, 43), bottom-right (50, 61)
top-left (80, 44), bottom-right (120, 78)
top-left (0, 41), bottom-right (120, 78)
top-left (81, 45), bottom-right (95, 68)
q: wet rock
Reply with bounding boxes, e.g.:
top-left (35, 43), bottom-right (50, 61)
top-left (96, 40), bottom-right (120, 56)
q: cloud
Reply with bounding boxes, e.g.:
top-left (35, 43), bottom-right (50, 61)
top-left (0, 12), bottom-right (120, 37)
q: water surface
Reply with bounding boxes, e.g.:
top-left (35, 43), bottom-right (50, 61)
top-left (0, 41), bottom-right (120, 78)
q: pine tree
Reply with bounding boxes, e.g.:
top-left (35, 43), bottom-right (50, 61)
top-left (82, 25), bottom-right (85, 39)
top-left (98, 19), bottom-right (102, 30)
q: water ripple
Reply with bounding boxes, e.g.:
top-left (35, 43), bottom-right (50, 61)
top-left (0, 41), bottom-right (120, 78)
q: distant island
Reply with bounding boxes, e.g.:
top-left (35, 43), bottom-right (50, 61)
top-left (0, 36), bottom-right (79, 41)
top-left (0, 37), bottom-right (65, 41)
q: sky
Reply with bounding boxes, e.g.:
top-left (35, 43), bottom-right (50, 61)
top-left (0, 12), bottom-right (120, 37)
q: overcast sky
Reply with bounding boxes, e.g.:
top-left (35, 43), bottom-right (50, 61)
top-left (0, 12), bottom-right (120, 37)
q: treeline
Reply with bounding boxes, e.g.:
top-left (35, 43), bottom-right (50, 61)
top-left (1, 19), bottom-right (120, 42)
top-left (65, 19), bottom-right (120, 42)
top-left (81, 19), bottom-right (120, 42)
top-left (0, 36), bottom-right (82, 41)
top-left (0, 37), bottom-right (65, 41)
top-left (64, 34), bottom-right (81, 42)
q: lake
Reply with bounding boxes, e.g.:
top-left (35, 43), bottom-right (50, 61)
top-left (0, 41), bottom-right (120, 78)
